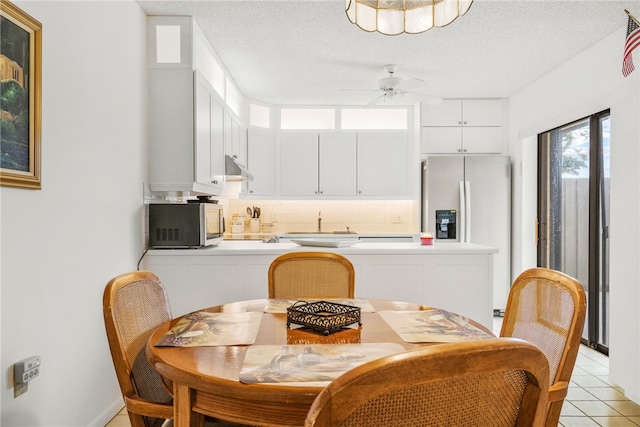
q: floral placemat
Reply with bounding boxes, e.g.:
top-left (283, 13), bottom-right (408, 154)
top-left (155, 311), bottom-right (263, 347)
top-left (239, 343), bottom-right (404, 385)
top-left (265, 298), bottom-right (375, 314)
top-left (378, 309), bottom-right (494, 343)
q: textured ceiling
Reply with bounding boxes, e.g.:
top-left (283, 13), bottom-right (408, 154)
top-left (137, 0), bottom-right (639, 106)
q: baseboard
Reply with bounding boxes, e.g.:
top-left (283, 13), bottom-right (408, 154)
top-left (90, 396), bottom-right (125, 427)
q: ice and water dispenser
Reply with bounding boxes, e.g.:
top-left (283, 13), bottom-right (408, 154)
top-left (435, 210), bottom-right (457, 240)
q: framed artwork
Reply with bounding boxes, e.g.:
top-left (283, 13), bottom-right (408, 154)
top-left (0, 0), bottom-right (41, 189)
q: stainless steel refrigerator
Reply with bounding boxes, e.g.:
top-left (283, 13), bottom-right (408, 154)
top-left (421, 156), bottom-right (511, 312)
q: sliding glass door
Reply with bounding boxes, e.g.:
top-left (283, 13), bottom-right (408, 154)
top-left (537, 110), bottom-right (610, 354)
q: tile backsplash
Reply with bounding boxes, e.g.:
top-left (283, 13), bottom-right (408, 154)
top-left (224, 199), bottom-right (418, 234)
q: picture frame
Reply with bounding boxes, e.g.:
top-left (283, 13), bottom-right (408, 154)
top-left (0, 0), bottom-right (41, 189)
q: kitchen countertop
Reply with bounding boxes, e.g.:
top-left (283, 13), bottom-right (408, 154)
top-left (223, 233), bottom-right (417, 241)
top-left (147, 240), bottom-right (498, 256)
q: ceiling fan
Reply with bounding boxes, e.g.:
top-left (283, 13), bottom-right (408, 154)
top-left (359, 64), bottom-right (443, 106)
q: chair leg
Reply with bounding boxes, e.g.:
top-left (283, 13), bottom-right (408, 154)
top-left (545, 401), bottom-right (564, 427)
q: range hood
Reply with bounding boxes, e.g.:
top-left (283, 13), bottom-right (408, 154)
top-left (225, 155), bottom-right (253, 181)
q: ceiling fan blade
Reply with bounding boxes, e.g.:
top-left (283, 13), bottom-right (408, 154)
top-left (366, 93), bottom-right (386, 106)
top-left (395, 78), bottom-right (427, 92)
top-left (402, 91), bottom-right (443, 105)
top-left (340, 88), bottom-right (379, 92)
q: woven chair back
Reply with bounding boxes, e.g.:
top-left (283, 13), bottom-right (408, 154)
top-left (103, 271), bottom-right (173, 427)
top-left (268, 252), bottom-right (355, 299)
top-left (305, 338), bottom-right (550, 427)
top-left (501, 267), bottom-right (587, 427)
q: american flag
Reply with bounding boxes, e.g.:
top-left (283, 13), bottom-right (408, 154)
top-left (623, 13), bottom-right (640, 77)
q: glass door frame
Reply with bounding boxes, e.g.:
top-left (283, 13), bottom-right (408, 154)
top-left (537, 109), bottom-right (610, 355)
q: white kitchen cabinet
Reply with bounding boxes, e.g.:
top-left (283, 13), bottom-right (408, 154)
top-left (245, 128), bottom-right (275, 196)
top-left (421, 99), bottom-right (504, 155)
top-left (422, 127), bottom-right (503, 154)
top-left (422, 99), bottom-right (502, 127)
top-left (357, 132), bottom-right (410, 197)
top-left (280, 131), bottom-right (409, 198)
top-left (143, 242), bottom-right (495, 329)
top-left (149, 69), bottom-right (225, 194)
top-left (146, 256), bottom-right (271, 315)
top-left (225, 110), bottom-right (247, 166)
top-left (195, 73), bottom-right (225, 191)
top-left (280, 133), bottom-right (319, 196)
top-left (319, 132), bottom-right (357, 196)
top-left (280, 132), bottom-right (357, 197)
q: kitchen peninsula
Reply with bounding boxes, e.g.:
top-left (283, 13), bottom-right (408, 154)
top-left (143, 241), bottom-right (497, 329)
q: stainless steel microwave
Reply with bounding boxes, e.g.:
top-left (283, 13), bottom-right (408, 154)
top-left (149, 202), bottom-right (224, 248)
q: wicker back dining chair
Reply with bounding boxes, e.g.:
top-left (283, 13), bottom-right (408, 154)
top-left (103, 270), bottom-right (176, 427)
top-left (305, 338), bottom-right (550, 427)
top-left (268, 251), bottom-right (355, 299)
top-left (500, 267), bottom-right (587, 427)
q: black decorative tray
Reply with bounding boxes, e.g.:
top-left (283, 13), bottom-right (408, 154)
top-left (286, 301), bottom-right (362, 335)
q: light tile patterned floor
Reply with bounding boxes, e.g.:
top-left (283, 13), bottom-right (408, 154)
top-left (559, 345), bottom-right (640, 427)
top-left (105, 320), bottom-right (640, 427)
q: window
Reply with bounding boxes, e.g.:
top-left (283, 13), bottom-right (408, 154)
top-left (226, 78), bottom-right (243, 117)
top-left (250, 104), bottom-right (270, 128)
top-left (341, 108), bottom-right (407, 129)
top-left (155, 25), bottom-right (181, 63)
top-left (280, 108), bottom-right (335, 130)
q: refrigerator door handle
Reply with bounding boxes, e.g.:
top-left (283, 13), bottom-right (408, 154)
top-left (465, 180), bottom-right (471, 243)
top-left (459, 181), bottom-right (466, 243)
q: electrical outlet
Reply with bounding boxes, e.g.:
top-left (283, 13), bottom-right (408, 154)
top-left (14, 356), bottom-right (41, 384)
top-left (14, 382), bottom-right (28, 398)
top-left (13, 356), bottom-right (40, 398)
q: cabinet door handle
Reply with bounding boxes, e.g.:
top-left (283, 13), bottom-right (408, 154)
top-left (212, 179), bottom-right (218, 184)
top-left (458, 148), bottom-right (462, 153)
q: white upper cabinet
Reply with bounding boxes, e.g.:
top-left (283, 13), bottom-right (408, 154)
top-left (195, 72), bottom-right (225, 191)
top-left (461, 100), bottom-right (503, 126)
top-left (357, 132), bottom-right (410, 197)
top-left (280, 132), bottom-right (319, 196)
top-left (280, 132), bottom-right (357, 197)
top-left (225, 110), bottom-right (246, 166)
top-left (279, 130), bottom-right (409, 198)
top-left (422, 99), bottom-right (502, 126)
top-left (319, 133), bottom-right (357, 196)
top-left (421, 99), bottom-right (504, 155)
top-left (149, 68), bottom-right (224, 195)
top-left (245, 128), bottom-right (275, 197)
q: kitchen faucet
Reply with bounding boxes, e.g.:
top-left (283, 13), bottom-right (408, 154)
top-left (317, 211), bottom-right (322, 232)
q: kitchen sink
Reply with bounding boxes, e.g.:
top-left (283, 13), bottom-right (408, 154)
top-left (285, 231), bottom-right (357, 235)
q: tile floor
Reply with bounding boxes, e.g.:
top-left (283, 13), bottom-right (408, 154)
top-left (104, 319), bottom-right (640, 427)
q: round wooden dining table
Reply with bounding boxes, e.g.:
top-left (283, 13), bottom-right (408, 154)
top-left (146, 298), bottom-right (493, 427)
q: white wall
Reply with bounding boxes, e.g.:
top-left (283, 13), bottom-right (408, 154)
top-left (508, 27), bottom-right (640, 401)
top-left (0, 1), bottom-right (147, 425)
top-left (608, 94), bottom-right (640, 402)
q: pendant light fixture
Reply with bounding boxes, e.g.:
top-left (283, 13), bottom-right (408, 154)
top-left (345, 0), bottom-right (474, 36)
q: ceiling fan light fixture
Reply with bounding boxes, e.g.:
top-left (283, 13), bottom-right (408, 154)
top-left (345, 0), bottom-right (473, 35)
